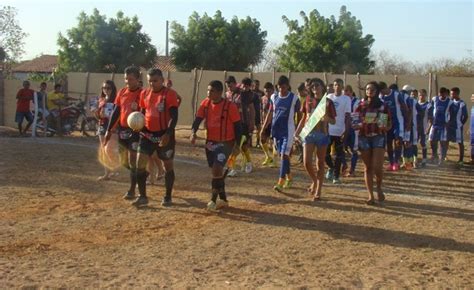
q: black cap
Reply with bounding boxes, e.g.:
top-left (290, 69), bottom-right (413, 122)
top-left (225, 76), bottom-right (236, 84)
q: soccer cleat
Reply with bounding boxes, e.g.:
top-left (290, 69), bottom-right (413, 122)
top-left (325, 170), bottom-right (334, 180)
top-left (392, 163), bottom-right (400, 171)
top-left (161, 197), bottom-right (172, 207)
top-left (207, 200), bottom-right (218, 211)
top-left (216, 199), bottom-right (229, 209)
top-left (273, 184), bottom-right (283, 192)
top-left (123, 191), bottom-right (136, 200)
top-left (131, 195), bottom-right (148, 207)
top-left (386, 163), bottom-right (394, 171)
top-left (262, 157), bottom-right (273, 166)
top-left (227, 169), bottom-right (238, 177)
top-left (244, 162), bottom-right (253, 173)
top-left (332, 178), bottom-right (341, 184)
top-left (283, 179), bottom-right (292, 189)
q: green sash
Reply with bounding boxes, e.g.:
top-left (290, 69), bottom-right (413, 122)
top-left (299, 94), bottom-right (327, 140)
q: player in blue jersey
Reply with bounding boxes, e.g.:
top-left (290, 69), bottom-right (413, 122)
top-left (262, 75), bottom-right (301, 191)
top-left (447, 87), bottom-right (468, 165)
top-left (428, 87), bottom-right (452, 165)
top-left (400, 85), bottom-right (417, 170)
top-left (414, 89), bottom-right (430, 167)
top-left (379, 82), bottom-right (409, 171)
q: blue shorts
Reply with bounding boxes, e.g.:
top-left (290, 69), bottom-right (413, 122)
top-left (359, 135), bottom-right (386, 151)
top-left (274, 136), bottom-right (294, 156)
top-left (15, 112), bottom-right (33, 123)
top-left (303, 131), bottom-right (329, 146)
top-left (429, 127), bottom-right (447, 142)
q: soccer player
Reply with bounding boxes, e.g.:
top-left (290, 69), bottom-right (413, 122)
top-left (105, 66), bottom-right (143, 203)
top-left (342, 85), bottom-right (360, 177)
top-left (400, 85), bottom-right (417, 170)
top-left (380, 82), bottom-right (409, 171)
top-left (133, 68), bottom-right (179, 207)
top-left (325, 78), bottom-right (352, 184)
top-left (191, 80), bottom-right (242, 211)
top-left (15, 80), bottom-right (34, 136)
top-left (428, 87), bottom-right (452, 165)
top-left (263, 75), bottom-right (301, 191)
top-left (295, 78), bottom-right (336, 200)
top-left (260, 82), bottom-right (275, 166)
top-left (447, 87), bottom-right (468, 165)
top-left (355, 81), bottom-right (391, 205)
top-left (415, 89), bottom-right (430, 167)
top-left (225, 76), bottom-right (255, 176)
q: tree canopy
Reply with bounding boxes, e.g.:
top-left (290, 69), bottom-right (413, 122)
top-left (0, 6), bottom-right (27, 62)
top-left (276, 6), bottom-right (375, 73)
top-left (170, 11), bottom-right (267, 71)
top-left (57, 9), bottom-right (157, 73)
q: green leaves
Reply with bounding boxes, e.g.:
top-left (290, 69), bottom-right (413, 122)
top-left (170, 10), bottom-right (267, 71)
top-left (0, 6), bottom-right (28, 62)
top-left (277, 5), bottom-right (375, 73)
top-left (57, 8), bottom-right (157, 73)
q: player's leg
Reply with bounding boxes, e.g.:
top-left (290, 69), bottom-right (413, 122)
top-left (358, 136), bottom-right (374, 204)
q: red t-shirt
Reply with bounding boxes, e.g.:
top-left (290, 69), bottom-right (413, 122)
top-left (114, 87), bottom-right (142, 128)
top-left (355, 99), bottom-right (391, 137)
top-left (16, 88), bottom-right (34, 112)
top-left (196, 98), bottom-right (240, 142)
top-left (139, 88), bottom-right (179, 132)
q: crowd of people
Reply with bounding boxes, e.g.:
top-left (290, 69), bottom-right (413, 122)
top-left (14, 67), bottom-right (472, 210)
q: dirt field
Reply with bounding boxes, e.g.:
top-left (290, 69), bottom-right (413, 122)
top-left (1, 126), bottom-right (473, 288)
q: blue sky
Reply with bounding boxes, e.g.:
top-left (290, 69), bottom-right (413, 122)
top-left (5, 0), bottom-right (473, 63)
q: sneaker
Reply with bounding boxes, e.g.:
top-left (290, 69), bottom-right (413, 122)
top-left (161, 197), bottom-right (172, 207)
top-left (227, 169), bottom-right (238, 177)
top-left (244, 162), bottom-right (253, 173)
top-left (207, 200), bottom-right (218, 211)
top-left (283, 179), bottom-right (292, 189)
top-left (332, 178), bottom-right (341, 184)
top-left (421, 159), bottom-right (427, 167)
top-left (262, 157), bottom-right (273, 166)
top-left (392, 163), bottom-right (400, 171)
top-left (131, 195), bottom-right (148, 207)
top-left (325, 170), bottom-right (334, 180)
top-left (123, 191), bottom-right (135, 200)
top-left (273, 184), bottom-right (283, 192)
top-left (216, 199), bottom-right (229, 209)
top-left (386, 163), bottom-right (394, 171)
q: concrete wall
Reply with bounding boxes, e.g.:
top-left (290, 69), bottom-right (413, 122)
top-left (2, 71), bottom-right (473, 137)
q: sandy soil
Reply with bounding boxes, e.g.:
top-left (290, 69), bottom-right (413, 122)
top-left (1, 126), bottom-right (473, 288)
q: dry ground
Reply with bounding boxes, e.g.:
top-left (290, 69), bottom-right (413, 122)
top-left (1, 126), bottom-right (473, 288)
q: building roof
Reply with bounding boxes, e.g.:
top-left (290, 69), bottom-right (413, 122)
top-left (153, 55), bottom-right (176, 72)
top-left (13, 55), bottom-right (58, 73)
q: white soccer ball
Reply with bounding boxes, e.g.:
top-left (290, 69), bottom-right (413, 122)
top-left (127, 111), bottom-right (145, 131)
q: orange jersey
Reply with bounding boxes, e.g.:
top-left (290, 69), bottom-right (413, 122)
top-left (114, 87), bottom-right (142, 128)
top-left (197, 98), bottom-right (240, 142)
top-left (140, 88), bottom-right (179, 132)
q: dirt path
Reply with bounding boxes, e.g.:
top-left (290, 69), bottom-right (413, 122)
top-left (1, 127), bottom-right (473, 288)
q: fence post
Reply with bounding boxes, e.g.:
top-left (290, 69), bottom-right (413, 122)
top-left (343, 71), bottom-right (347, 86)
top-left (272, 67), bottom-right (276, 85)
top-left (191, 68), bottom-right (198, 117)
top-left (394, 75), bottom-right (398, 86)
top-left (193, 68), bottom-right (204, 117)
top-left (0, 70), bottom-right (4, 126)
top-left (357, 73), bottom-right (362, 97)
top-left (323, 72), bottom-right (328, 86)
top-left (434, 74), bottom-right (438, 96)
top-left (428, 73), bottom-right (432, 98)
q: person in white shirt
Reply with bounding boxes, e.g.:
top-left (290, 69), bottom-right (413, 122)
top-left (325, 79), bottom-right (352, 184)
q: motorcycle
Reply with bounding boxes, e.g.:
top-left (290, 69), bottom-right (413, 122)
top-left (36, 100), bottom-right (98, 137)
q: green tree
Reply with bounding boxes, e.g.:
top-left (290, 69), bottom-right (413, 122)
top-left (171, 11), bottom-right (267, 71)
top-left (57, 9), bottom-right (157, 73)
top-left (0, 6), bottom-right (28, 62)
top-left (277, 6), bottom-right (375, 73)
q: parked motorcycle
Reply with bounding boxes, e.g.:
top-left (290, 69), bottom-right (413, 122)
top-left (36, 100), bottom-right (98, 137)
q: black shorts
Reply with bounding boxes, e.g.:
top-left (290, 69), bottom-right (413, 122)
top-left (118, 127), bottom-right (140, 152)
top-left (205, 140), bottom-right (234, 168)
top-left (138, 130), bottom-right (176, 160)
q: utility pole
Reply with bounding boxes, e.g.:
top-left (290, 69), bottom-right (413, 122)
top-left (166, 20), bottom-right (169, 57)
